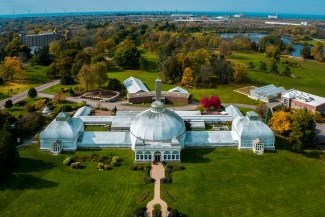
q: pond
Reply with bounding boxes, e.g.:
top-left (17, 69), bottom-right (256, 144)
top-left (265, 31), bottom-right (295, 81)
top-left (219, 33), bottom-right (325, 57)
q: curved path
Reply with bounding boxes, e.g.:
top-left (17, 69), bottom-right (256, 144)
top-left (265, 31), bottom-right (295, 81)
top-left (147, 163), bottom-right (168, 217)
top-left (38, 92), bottom-right (257, 112)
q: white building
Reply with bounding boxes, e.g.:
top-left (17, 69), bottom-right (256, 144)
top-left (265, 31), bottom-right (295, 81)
top-left (40, 79), bottom-right (275, 161)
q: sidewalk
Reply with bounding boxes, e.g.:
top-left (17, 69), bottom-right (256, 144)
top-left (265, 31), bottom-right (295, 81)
top-left (147, 163), bottom-right (168, 217)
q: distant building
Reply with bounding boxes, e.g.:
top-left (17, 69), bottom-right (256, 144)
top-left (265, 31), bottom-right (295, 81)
top-left (265, 21), bottom-right (308, 26)
top-left (249, 84), bottom-right (286, 103)
top-left (268, 14), bottom-right (279, 19)
top-left (20, 32), bottom-right (61, 50)
top-left (281, 89), bottom-right (325, 114)
top-left (123, 76), bottom-right (149, 94)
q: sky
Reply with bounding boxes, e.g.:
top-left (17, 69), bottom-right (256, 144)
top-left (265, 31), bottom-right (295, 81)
top-left (0, 0), bottom-right (325, 15)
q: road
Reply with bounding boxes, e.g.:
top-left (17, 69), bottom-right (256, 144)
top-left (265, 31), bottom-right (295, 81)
top-left (0, 80), bottom-right (60, 108)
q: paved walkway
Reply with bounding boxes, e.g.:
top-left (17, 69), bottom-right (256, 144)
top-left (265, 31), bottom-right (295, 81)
top-left (147, 163), bottom-right (168, 217)
top-left (0, 80), bottom-right (60, 108)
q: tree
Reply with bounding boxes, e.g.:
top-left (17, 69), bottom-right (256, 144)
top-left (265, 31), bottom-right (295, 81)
top-left (114, 39), bottom-right (140, 69)
top-left (31, 46), bottom-right (52, 66)
top-left (300, 45), bottom-right (312, 60)
top-left (161, 56), bottom-right (181, 84)
top-left (259, 61), bottom-right (267, 72)
top-left (139, 56), bottom-right (148, 71)
top-left (232, 63), bottom-right (247, 83)
top-left (247, 61), bottom-right (255, 70)
top-left (0, 129), bottom-right (18, 182)
top-left (219, 40), bottom-right (232, 56)
top-left (28, 87), bottom-right (38, 98)
top-left (269, 111), bottom-right (292, 136)
top-left (265, 45), bottom-right (280, 61)
top-left (78, 62), bottom-right (108, 91)
top-left (0, 56), bottom-right (23, 81)
top-left (269, 61), bottom-right (278, 73)
top-left (289, 109), bottom-right (316, 152)
top-left (4, 100), bottom-right (13, 108)
top-left (200, 96), bottom-right (221, 111)
top-left (181, 67), bottom-right (194, 87)
top-left (107, 78), bottom-right (122, 91)
top-left (4, 37), bottom-right (31, 61)
top-left (282, 66), bottom-right (291, 77)
top-left (15, 112), bottom-right (44, 138)
top-left (311, 42), bottom-right (324, 61)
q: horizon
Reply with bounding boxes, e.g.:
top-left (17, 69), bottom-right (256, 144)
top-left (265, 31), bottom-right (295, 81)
top-left (0, 0), bottom-right (325, 15)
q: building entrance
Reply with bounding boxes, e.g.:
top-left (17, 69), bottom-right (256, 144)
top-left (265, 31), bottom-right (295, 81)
top-left (154, 151), bottom-right (161, 162)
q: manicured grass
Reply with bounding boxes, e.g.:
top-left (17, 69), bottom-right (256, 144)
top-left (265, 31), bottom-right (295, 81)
top-left (109, 70), bottom-right (257, 104)
top-left (162, 147), bottom-right (325, 217)
top-left (297, 38), bottom-right (325, 46)
top-left (42, 83), bottom-right (79, 95)
top-left (0, 64), bottom-right (50, 100)
top-left (0, 145), bottom-right (153, 217)
top-left (84, 125), bottom-right (109, 131)
top-left (229, 52), bottom-right (325, 97)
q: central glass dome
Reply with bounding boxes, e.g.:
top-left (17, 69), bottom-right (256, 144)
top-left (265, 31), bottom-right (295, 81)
top-left (130, 79), bottom-right (186, 143)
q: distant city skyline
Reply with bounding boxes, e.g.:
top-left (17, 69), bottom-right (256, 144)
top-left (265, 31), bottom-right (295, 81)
top-left (0, 0), bottom-right (325, 15)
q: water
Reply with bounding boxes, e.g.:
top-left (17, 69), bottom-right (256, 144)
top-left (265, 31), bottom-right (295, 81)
top-left (1, 11), bottom-right (325, 20)
top-left (219, 33), bottom-right (325, 57)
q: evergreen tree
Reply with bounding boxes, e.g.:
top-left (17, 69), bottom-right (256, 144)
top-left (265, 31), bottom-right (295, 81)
top-left (28, 87), bottom-right (38, 98)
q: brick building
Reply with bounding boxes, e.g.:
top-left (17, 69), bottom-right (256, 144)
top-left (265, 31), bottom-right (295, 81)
top-left (281, 89), bottom-right (325, 115)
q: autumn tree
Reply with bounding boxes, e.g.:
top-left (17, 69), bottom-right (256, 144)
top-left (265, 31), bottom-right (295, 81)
top-left (300, 45), bottom-right (312, 60)
top-left (181, 67), bottom-right (194, 87)
top-left (232, 63), bottom-right (247, 83)
top-left (200, 96), bottom-right (221, 111)
top-left (0, 56), bottom-right (23, 81)
top-left (311, 42), bottom-right (324, 61)
top-left (265, 45), bottom-right (280, 61)
top-left (219, 40), bottom-right (232, 56)
top-left (289, 109), bottom-right (316, 152)
top-left (269, 111), bottom-right (292, 136)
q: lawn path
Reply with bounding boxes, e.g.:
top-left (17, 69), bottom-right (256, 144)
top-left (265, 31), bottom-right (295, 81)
top-left (0, 80), bottom-right (60, 108)
top-left (147, 163), bottom-right (168, 217)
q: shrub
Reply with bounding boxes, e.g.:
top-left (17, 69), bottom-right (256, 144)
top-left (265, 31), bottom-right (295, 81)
top-left (0, 76), bottom-right (3, 84)
top-left (15, 100), bottom-right (27, 106)
top-left (71, 162), bottom-right (81, 169)
top-left (27, 87), bottom-right (38, 98)
top-left (133, 207), bottom-right (147, 217)
top-left (144, 165), bottom-right (154, 184)
top-left (130, 164), bottom-right (144, 171)
top-left (168, 208), bottom-right (181, 217)
top-left (103, 165), bottom-right (112, 170)
top-left (97, 162), bottom-right (105, 170)
top-left (63, 157), bottom-right (73, 166)
top-left (4, 100), bottom-right (13, 108)
top-left (24, 103), bottom-right (36, 112)
top-left (110, 156), bottom-right (119, 167)
top-left (152, 204), bottom-right (162, 217)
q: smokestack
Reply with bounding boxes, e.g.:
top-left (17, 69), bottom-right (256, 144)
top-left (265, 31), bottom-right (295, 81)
top-left (155, 78), bottom-right (161, 102)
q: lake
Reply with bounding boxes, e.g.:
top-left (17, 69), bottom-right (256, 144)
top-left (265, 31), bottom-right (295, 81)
top-left (219, 33), bottom-right (325, 57)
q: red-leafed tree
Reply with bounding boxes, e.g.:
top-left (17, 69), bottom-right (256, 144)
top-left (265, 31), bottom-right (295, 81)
top-left (200, 96), bottom-right (221, 110)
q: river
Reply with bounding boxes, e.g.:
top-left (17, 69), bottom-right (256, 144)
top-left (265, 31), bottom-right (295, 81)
top-left (219, 33), bottom-right (325, 57)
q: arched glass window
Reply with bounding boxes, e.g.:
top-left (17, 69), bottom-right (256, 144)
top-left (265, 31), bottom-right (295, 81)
top-left (172, 151), bottom-right (179, 160)
top-left (145, 151), bottom-right (151, 161)
top-left (136, 151), bottom-right (143, 161)
top-left (164, 151), bottom-right (171, 160)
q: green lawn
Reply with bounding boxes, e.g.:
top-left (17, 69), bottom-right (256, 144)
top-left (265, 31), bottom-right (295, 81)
top-left (84, 125), bottom-right (109, 131)
top-left (162, 147), bottom-right (325, 217)
top-left (229, 52), bottom-right (325, 97)
top-left (42, 50), bottom-right (325, 106)
top-left (0, 64), bottom-right (50, 100)
top-left (0, 145), bottom-right (152, 217)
